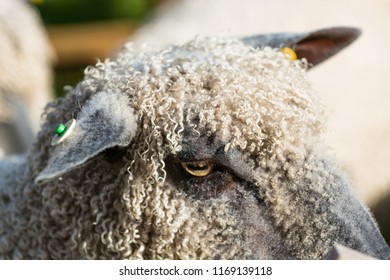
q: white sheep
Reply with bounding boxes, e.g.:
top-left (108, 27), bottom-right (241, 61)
top-left (0, 27), bottom-right (389, 259)
top-left (0, 0), bottom-right (55, 156)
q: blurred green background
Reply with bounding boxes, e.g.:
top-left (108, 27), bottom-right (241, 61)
top-left (33, 0), bottom-right (157, 24)
top-left (30, 0), bottom-right (163, 97)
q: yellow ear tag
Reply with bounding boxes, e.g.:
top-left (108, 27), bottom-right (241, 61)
top-left (281, 47), bottom-right (298, 61)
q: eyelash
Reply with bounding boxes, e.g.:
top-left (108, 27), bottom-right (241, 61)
top-left (164, 155), bottom-right (236, 199)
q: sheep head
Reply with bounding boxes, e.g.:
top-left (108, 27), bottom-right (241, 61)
top-left (9, 27), bottom-right (389, 259)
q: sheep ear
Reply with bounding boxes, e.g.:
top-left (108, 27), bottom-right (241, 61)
top-left (35, 91), bottom-right (137, 183)
top-left (242, 27), bottom-right (361, 67)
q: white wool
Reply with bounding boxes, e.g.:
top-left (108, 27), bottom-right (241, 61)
top-left (0, 0), bottom-right (55, 153)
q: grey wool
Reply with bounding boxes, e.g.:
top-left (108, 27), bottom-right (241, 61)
top-left (0, 27), bottom-right (389, 259)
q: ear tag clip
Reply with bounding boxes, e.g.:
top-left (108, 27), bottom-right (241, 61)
top-left (51, 119), bottom-right (76, 146)
top-left (281, 47), bottom-right (298, 60)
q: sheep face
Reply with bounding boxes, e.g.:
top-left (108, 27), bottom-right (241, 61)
top-left (3, 28), bottom-right (390, 259)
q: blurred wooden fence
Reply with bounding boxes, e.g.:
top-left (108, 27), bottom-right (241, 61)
top-left (47, 20), bottom-right (137, 68)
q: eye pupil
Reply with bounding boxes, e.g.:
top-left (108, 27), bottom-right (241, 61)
top-left (180, 161), bottom-right (213, 177)
top-left (187, 163), bottom-right (207, 170)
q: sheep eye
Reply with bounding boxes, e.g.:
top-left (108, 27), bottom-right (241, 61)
top-left (180, 161), bottom-right (214, 177)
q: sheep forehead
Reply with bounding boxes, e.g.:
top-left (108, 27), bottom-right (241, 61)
top-left (116, 37), bottom-right (300, 78)
top-left (80, 37), bottom-right (323, 161)
top-left (115, 38), bottom-right (323, 151)
top-left (157, 41), bottom-right (307, 100)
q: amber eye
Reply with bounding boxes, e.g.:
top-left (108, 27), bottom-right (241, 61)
top-left (180, 161), bottom-right (214, 177)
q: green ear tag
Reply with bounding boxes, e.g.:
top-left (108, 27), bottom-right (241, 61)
top-left (51, 119), bottom-right (77, 146)
top-left (55, 124), bottom-right (68, 136)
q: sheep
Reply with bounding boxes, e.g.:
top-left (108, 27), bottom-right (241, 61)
top-left (129, 0), bottom-right (390, 219)
top-left (0, 0), bottom-right (55, 156)
top-left (1, 26), bottom-right (390, 260)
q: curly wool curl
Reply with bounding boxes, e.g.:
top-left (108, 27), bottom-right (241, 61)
top-left (1, 37), bottom-right (343, 260)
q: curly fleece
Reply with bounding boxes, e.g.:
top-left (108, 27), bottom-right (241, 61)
top-left (0, 37), bottom-right (389, 259)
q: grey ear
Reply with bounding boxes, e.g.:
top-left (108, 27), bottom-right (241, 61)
top-left (242, 27), bottom-right (361, 67)
top-left (35, 91), bottom-right (137, 183)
